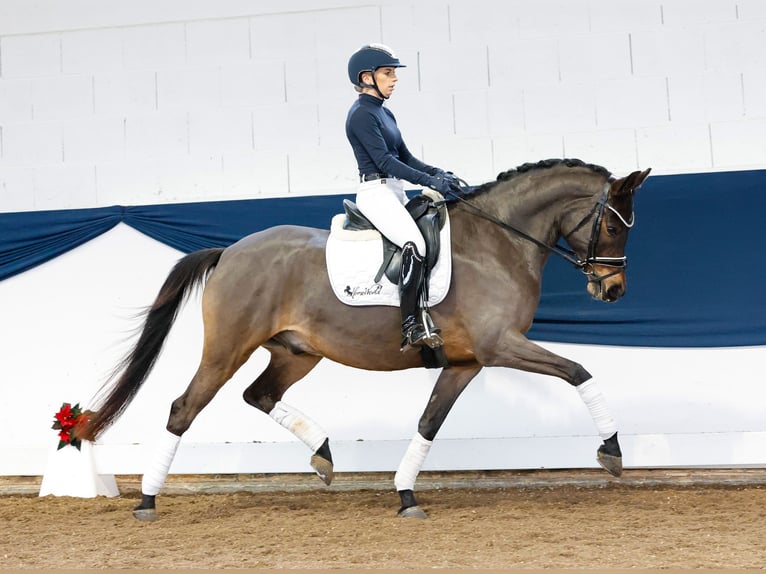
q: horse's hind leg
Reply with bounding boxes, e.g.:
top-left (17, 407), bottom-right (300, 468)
top-left (396, 365), bottom-right (483, 519)
top-left (242, 345), bottom-right (332, 484)
top-left (132, 353), bottom-right (246, 521)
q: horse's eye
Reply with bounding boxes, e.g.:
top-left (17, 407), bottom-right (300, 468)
top-left (606, 226), bottom-right (618, 236)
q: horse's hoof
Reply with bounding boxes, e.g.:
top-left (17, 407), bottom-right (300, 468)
top-left (398, 505), bottom-right (428, 519)
top-left (597, 450), bottom-right (623, 477)
top-left (310, 454), bottom-right (334, 486)
top-left (132, 507), bottom-right (158, 522)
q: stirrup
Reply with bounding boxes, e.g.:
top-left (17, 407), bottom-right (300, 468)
top-left (400, 312), bottom-right (444, 351)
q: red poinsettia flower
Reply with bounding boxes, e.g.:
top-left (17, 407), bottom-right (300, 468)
top-left (51, 402), bottom-right (86, 451)
top-left (55, 404), bottom-right (72, 424)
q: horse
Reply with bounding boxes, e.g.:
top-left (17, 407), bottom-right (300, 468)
top-left (79, 158), bottom-right (651, 520)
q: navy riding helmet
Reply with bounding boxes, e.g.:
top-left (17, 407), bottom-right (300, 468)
top-left (347, 43), bottom-right (406, 88)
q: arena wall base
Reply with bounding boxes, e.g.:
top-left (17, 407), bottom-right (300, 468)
top-left (8, 431), bottom-right (766, 478)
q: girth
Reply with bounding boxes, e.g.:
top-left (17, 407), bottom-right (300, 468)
top-left (341, 194), bottom-right (447, 284)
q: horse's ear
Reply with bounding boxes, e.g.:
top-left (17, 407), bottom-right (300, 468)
top-left (611, 168), bottom-right (652, 196)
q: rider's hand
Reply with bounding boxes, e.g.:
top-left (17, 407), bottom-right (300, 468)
top-left (428, 173), bottom-right (455, 194)
top-left (443, 172), bottom-right (461, 189)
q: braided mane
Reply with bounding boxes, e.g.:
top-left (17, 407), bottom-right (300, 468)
top-left (449, 158), bottom-right (612, 201)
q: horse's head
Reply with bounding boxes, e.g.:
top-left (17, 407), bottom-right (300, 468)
top-left (566, 168), bottom-right (651, 302)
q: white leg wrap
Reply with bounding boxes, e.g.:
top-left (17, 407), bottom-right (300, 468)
top-left (269, 401), bottom-right (327, 452)
top-left (141, 429), bottom-right (181, 496)
top-left (576, 379), bottom-right (618, 440)
top-left (394, 433), bottom-right (432, 492)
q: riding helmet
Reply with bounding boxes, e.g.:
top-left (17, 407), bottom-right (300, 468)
top-left (347, 43), bottom-right (406, 87)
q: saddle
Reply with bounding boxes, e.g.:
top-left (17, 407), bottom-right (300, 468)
top-left (341, 193), bottom-right (448, 285)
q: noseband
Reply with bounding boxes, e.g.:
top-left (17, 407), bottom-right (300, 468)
top-left (444, 180), bottom-right (634, 293)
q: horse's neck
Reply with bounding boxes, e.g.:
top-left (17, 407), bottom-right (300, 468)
top-left (448, 169), bottom-right (605, 283)
top-left (477, 170), bottom-right (603, 245)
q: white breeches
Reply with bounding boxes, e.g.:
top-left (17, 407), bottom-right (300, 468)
top-left (355, 179), bottom-right (426, 255)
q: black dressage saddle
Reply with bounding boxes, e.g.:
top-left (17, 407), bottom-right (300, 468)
top-left (341, 194), bottom-right (447, 284)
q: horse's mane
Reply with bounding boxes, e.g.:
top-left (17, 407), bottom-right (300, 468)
top-left (448, 158), bottom-right (612, 202)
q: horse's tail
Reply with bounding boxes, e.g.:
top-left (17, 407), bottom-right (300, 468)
top-left (79, 248), bottom-right (225, 441)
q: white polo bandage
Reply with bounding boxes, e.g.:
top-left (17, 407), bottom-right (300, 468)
top-left (141, 429), bottom-right (181, 496)
top-left (394, 433), bottom-right (432, 491)
top-left (269, 401), bottom-right (327, 452)
top-left (576, 379), bottom-right (618, 440)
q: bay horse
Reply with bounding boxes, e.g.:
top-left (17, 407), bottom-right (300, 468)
top-left (80, 158), bottom-right (651, 520)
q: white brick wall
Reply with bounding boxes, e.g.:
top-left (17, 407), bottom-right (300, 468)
top-left (596, 77), bottom-right (669, 129)
top-left (1, 121), bottom-right (62, 165)
top-left (30, 75), bottom-right (93, 120)
top-left (636, 123), bottom-right (712, 171)
top-left (524, 82), bottom-right (597, 133)
top-left (32, 163), bottom-right (96, 209)
top-left (125, 111), bottom-right (189, 158)
top-left (221, 150), bottom-right (289, 198)
top-left (62, 28), bottom-right (123, 74)
top-left (185, 18), bottom-right (251, 67)
top-left (157, 66), bottom-right (222, 111)
top-left (564, 129), bottom-right (638, 175)
top-left (122, 24), bottom-right (186, 70)
top-left (668, 72), bottom-right (744, 123)
top-left (631, 29), bottom-right (707, 77)
top-left (188, 108), bottom-right (253, 154)
top-left (711, 118), bottom-right (766, 167)
top-left (587, 0), bottom-right (662, 33)
top-left (1, 0), bottom-right (766, 212)
top-left (661, 0), bottom-right (737, 26)
top-left (222, 60), bottom-right (286, 106)
top-left (558, 33), bottom-right (633, 82)
top-left (94, 69), bottom-right (156, 115)
top-left (63, 116), bottom-right (125, 163)
top-left (1, 34), bottom-right (61, 78)
top-left (0, 78), bottom-right (33, 122)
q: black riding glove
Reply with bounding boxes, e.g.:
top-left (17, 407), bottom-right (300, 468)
top-left (427, 173), bottom-right (454, 194)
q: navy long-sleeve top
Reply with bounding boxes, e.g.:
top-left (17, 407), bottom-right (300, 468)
top-left (346, 94), bottom-right (437, 185)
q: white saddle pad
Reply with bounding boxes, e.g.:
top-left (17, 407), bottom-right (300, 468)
top-left (325, 211), bottom-right (452, 307)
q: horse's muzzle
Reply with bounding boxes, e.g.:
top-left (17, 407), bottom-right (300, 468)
top-left (586, 266), bottom-right (626, 302)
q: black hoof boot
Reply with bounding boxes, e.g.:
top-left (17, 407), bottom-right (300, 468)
top-left (397, 489), bottom-right (428, 519)
top-left (597, 432), bottom-right (623, 477)
top-left (310, 438), bottom-right (334, 485)
top-left (132, 493), bottom-right (158, 522)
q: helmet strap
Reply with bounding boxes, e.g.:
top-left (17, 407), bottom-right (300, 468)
top-left (372, 75), bottom-right (388, 100)
top-left (360, 71), bottom-right (388, 100)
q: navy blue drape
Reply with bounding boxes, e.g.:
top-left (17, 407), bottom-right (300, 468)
top-left (0, 196), bottom-right (353, 279)
top-left (1, 170), bottom-right (764, 347)
top-left (529, 169), bottom-right (766, 347)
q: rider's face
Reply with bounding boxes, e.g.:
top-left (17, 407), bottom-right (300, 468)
top-left (371, 67), bottom-right (398, 98)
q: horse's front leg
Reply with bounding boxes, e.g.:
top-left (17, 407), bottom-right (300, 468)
top-left (396, 365), bottom-right (483, 518)
top-left (479, 333), bottom-right (623, 477)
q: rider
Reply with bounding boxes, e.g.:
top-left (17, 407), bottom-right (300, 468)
top-left (346, 43), bottom-right (458, 351)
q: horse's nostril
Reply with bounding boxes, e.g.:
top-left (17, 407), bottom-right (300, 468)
top-left (606, 284), bottom-right (625, 300)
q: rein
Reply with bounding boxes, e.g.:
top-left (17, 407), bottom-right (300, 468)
top-left (443, 178), bottom-right (631, 279)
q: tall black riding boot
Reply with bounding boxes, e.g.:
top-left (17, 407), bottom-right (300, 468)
top-left (399, 242), bottom-right (443, 350)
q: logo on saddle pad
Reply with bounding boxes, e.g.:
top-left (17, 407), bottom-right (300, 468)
top-left (343, 284), bottom-right (384, 299)
top-left (326, 193), bottom-right (453, 307)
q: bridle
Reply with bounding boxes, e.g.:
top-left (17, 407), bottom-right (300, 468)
top-left (443, 178), bottom-right (635, 293)
top-left (561, 183), bottom-right (635, 293)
